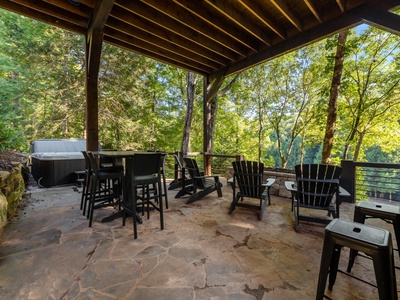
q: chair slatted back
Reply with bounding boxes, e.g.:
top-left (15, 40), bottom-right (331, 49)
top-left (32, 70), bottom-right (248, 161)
top-left (232, 160), bottom-right (265, 198)
top-left (132, 153), bottom-right (162, 178)
top-left (183, 157), bottom-right (205, 189)
top-left (295, 164), bottom-right (342, 207)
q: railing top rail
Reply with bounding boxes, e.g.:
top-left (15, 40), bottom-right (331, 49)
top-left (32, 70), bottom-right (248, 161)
top-left (353, 161), bottom-right (400, 169)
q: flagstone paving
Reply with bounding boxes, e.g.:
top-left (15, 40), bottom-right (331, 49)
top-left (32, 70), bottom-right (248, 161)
top-left (0, 179), bottom-right (399, 299)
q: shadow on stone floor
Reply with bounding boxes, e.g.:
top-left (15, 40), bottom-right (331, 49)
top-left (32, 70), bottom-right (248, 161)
top-left (0, 178), bottom-right (399, 300)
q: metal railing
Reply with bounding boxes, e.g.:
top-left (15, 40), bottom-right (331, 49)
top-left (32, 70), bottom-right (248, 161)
top-left (163, 151), bottom-right (244, 181)
top-left (340, 160), bottom-right (400, 203)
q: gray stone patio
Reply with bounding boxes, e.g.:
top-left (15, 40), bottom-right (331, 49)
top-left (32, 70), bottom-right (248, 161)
top-left (0, 178), bottom-right (398, 299)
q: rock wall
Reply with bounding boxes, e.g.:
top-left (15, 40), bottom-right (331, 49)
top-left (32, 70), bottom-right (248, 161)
top-left (0, 163), bottom-right (25, 235)
top-left (226, 167), bottom-right (295, 199)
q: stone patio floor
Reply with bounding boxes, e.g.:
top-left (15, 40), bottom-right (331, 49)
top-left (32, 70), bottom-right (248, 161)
top-left (0, 178), bottom-right (399, 300)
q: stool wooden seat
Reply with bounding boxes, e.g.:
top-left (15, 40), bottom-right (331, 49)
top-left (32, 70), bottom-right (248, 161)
top-left (353, 200), bottom-right (400, 256)
top-left (316, 218), bottom-right (397, 300)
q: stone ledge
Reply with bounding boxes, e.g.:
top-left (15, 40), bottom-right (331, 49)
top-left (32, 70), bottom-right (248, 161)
top-left (0, 164), bottom-right (25, 236)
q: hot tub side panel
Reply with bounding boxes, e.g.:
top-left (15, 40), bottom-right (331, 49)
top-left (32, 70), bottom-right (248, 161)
top-left (31, 157), bottom-right (85, 187)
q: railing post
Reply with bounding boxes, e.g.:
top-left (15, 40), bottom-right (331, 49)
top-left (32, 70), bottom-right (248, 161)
top-left (340, 160), bottom-right (355, 203)
top-left (204, 153), bottom-right (211, 175)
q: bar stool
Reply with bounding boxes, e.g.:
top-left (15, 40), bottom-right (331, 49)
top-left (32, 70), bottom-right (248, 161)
top-left (316, 218), bottom-right (397, 300)
top-left (353, 200), bottom-right (400, 256)
top-left (87, 151), bottom-right (124, 227)
top-left (122, 153), bottom-right (164, 239)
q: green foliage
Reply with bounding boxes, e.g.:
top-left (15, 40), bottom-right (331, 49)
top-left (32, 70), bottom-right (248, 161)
top-left (1, 9), bottom-right (399, 175)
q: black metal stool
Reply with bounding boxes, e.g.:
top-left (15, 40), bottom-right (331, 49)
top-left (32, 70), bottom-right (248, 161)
top-left (353, 200), bottom-right (400, 257)
top-left (316, 218), bottom-right (397, 300)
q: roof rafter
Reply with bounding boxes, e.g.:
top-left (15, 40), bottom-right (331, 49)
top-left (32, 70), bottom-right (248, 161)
top-left (270, 0), bottom-right (303, 31)
top-left (237, 0), bottom-right (287, 40)
top-left (204, 0), bottom-right (272, 46)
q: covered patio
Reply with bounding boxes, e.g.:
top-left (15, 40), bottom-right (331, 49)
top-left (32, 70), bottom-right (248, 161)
top-left (1, 180), bottom-right (398, 299)
top-left (1, 0), bottom-right (399, 172)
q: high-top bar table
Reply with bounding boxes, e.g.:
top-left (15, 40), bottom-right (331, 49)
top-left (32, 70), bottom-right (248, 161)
top-left (92, 150), bottom-right (149, 224)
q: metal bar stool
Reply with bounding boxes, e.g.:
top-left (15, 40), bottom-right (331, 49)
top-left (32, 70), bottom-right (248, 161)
top-left (316, 218), bottom-right (397, 300)
top-left (353, 200), bottom-right (400, 257)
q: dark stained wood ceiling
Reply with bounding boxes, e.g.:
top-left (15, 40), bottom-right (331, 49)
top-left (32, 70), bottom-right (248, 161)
top-left (1, 0), bottom-right (400, 79)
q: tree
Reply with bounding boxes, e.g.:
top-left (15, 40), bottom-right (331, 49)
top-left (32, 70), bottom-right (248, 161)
top-left (181, 72), bottom-right (196, 153)
top-left (340, 27), bottom-right (400, 161)
top-left (263, 43), bottom-right (328, 168)
top-left (321, 30), bottom-right (348, 164)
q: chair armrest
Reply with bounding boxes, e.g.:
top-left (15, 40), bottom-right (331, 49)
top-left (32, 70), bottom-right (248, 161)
top-left (339, 186), bottom-right (350, 197)
top-left (285, 181), bottom-right (296, 193)
top-left (262, 178), bottom-right (275, 188)
top-left (194, 174), bottom-right (220, 180)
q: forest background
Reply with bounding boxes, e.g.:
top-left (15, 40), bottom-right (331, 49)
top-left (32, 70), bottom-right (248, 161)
top-left (1, 10), bottom-right (399, 170)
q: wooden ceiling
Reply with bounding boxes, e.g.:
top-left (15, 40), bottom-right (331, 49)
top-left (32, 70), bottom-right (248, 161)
top-left (1, 0), bottom-right (400, 79)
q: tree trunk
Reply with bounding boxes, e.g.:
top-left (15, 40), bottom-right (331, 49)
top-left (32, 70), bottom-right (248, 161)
top-left (181, 72), bottom-right (195, 153)
top-left (353, 131), bottom-right (365, 161)
top-left (321, 30), bottom-right (348, 164)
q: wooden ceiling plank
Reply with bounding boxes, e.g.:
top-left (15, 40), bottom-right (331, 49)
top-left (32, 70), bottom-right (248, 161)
top-left (116, 0), bottom-right (240, 61)
top-left (336, 0), bottom-right (345, 13)
top-left (106, 18), bottom-right (222, 69)
top-left (104, 35), bottom-right (211, 75)
top-left (353, 5), bottom-right (400, 36)
top-left (303, 0), bottom-right (323, 23)
top-left (0, 0), bottom-right (86, 34)
top-left (104, 28), bottom-right (215, 73)
top-left (204, 0), bottom-right (272, 46)
top-left (10, 0), bottom-right (88, 27)
top-left (43, 0), bottom-right (91, 18)
top-left (270, 0), bottom-right (303, 31)
top-left (141, 0), bottom-right (255, 54)
top-left (237, 0), bottom-right (287, 40)
top-left (109, 6), bottom-right (229, 65)
top-left (174, 0), bottom-right (263, 51)
top-left (222, 9), bottom-right (363, 77)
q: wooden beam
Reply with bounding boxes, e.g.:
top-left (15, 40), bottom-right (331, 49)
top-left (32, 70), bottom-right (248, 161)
top-left (107, 8), bottom-right (230, 65)
top-left (336, 0), bottom-right (345, 13)
top-left (85, 33), bottom-right (99, 151)
top-left (353, 5), bottom-right (400, 36)
top-left (303, 0), bottom-right (323, 23)
top-left (206, 71), bottom-right (226, 103)
top-left (85, 0), bottom-right (114, 151)
top-left (174, 0), bottom-right (265, 50)
top-left (270, 0), bottom-right (303, 31)
top-left (204, 0), bottom-right (272, 46)
top-left (220, 6), bottom-right (364, 77)
top-left (237, 0), bottom-right (287, 40)
top-left (116, 0), bottom-right (240, 61)
top-left (87, 0), bottom-right (115, 39)
top-left (10, 0), bottom-right (88, 27)
top-left (0, 0), bottom-right (86, 34)
top-left (104, 36), bottom-right (209, 75)
top-left (103, 27), bottom-right (216, 73)
top-left (105, 20), bottom-right (221, 69)
top-left (142, 0), bottom-right (256, 54)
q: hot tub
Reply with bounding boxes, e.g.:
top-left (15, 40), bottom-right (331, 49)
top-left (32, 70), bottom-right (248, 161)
top-left (30, 139), bottom-right (87, 187)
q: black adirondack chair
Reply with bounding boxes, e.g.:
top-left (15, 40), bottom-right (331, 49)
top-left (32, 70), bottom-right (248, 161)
top-left (285, 164), bottom-right (342, 231)
top-left (228, 160), bottom-right (275, 221)
top-left (175, 157), bottom-right (222, 204)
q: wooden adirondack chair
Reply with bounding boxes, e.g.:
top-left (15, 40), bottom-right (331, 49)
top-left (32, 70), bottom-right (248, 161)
top-left (228, 160), bottom-right (275, 220)
top-left (175, 157), bottom-right (222, 204)
top-left (285, 164), bottom-right (342, 231)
